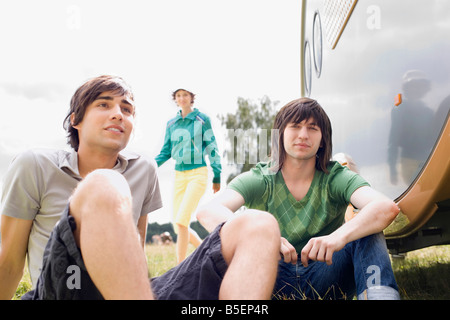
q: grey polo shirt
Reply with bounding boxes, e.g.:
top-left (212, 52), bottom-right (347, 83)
top-left (1, 148), bottom-right (163, 288)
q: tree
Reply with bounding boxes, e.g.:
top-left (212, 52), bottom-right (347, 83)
top-left (219, 96), bottom-right (279, 183)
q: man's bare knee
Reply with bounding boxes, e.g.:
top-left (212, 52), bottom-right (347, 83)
top-left (221, 210), bottom-right (280, 264)
top-left (69, 170), bottom-right (133, 242)
top-left (237, 210), bottom-right (280, 239)
top-left (72, 169), bottom-right (131, 206)
top-left (79, 169), bottom-right (131, 199)
top-left (219, 211), bottom-right (280, 299)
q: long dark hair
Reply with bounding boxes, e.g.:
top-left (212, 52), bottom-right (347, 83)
top-left (271, 97), bottom-right (332, 173)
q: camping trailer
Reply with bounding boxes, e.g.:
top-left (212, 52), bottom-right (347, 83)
top-left (300, 0), bottom-right (450, 254)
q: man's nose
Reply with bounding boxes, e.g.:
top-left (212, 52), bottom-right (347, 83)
top-left (298, 127), bottom-right (308, 139)
top-left (110, 105), bottom-right (124, 121)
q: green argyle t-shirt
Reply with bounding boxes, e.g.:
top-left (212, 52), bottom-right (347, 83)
top-left (228, 161), bottom-right (370, 252)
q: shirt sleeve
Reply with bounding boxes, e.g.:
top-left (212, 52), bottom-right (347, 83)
top-left (1, 150), bottom-right (42, 220)
top-left (155, 123), bottom-right (172, 167)
top-left (227, 168), bottom-right (267, 207)
top-left (141, 158), bottom-right (163, 216)
top-left (328, 164), bottom-right (370, 205)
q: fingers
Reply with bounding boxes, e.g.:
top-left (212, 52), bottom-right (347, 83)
top-left (280, 237), bottom-right (298, 264)
top-left (300, 241), bottom-right (312, 267)
top-left (301, 237), bottom-right (336, 267)
top-left (280, 235), bottom-right (342, 267)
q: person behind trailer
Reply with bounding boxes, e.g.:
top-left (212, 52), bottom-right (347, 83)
top-left (388, 70), bottom-right (435, 185)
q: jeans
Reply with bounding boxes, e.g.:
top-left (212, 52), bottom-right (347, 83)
top-left (274, 233), bottom-right (399, 300)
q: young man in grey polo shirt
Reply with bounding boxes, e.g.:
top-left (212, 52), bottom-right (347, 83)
top-left (0, 75), bottom-right (162, 298)
top-left (0, 75), bottom-right (280, 299)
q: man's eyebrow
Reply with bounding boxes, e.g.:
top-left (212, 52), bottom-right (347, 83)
top-left (305, 118), bottom-right (318, 126)
top-left (290, 119), bottom-right (318, 126)
top-left (95, 95), bottom-right (134, 106)
top-left (95, 95), bottom-right (113, 101)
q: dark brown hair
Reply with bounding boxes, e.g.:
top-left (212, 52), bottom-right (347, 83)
top-left (63, 75), bottom-right (134, 151)
top-left (271, 97), bottom-right (332, 173)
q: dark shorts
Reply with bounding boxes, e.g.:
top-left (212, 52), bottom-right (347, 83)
top-left (151, 221), bottom-right (227, 300)
top-left (22, 205), bottom-right (228, 300)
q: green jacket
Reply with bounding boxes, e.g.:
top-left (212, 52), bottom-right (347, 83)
top-left (155, 108), bottom-right (222, 183)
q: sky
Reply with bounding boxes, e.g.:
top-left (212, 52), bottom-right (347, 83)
top-left (0, 0), bottom-right (302, 224)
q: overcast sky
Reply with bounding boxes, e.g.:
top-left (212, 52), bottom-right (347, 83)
top-left (0, 1), bottom-right (302, 223)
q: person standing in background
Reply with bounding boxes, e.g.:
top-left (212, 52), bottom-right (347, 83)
top-left (155, 88), bottom-right (221, 263)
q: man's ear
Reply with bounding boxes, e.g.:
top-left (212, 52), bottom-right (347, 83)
top-left (70, 113), bottom-right (79, 129)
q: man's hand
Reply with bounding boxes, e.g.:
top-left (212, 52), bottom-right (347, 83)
top-left (280, 237), bottom-right (298, 264)
top-left (300, 233), bottom-right (346, 267)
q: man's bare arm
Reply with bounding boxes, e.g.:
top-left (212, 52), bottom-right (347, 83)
top-left (0, 215), bottom-right (33, 300)
top-left (196, 189), bottom-right (245, 233)
top-left (137, 214), bottom-right (148, 249)
top-left (300, 186), bottom-right (399, 267)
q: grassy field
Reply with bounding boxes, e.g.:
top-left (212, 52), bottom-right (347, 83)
top-left (391, 245), bottom-right (450, 300)
top-left (14, 244), bottom-right (450, 300)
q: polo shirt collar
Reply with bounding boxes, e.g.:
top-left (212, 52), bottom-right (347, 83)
top-left (116, 150), bottom-right (140, 173)
top-left (61, 149), bottom-right (140, 179)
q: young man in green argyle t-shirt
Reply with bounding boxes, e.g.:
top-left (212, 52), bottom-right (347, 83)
top-left (197, 98), bottom-right (401, 300)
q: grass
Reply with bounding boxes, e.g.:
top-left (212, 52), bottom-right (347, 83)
top-left (145, 243), bottom-right (195, 277)
top-left (391, 245), bottom-right (450, 300)
top-left (13, 268), bottom-right (32, 300)
top-left (14, 244), bottom-right (449, 300)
